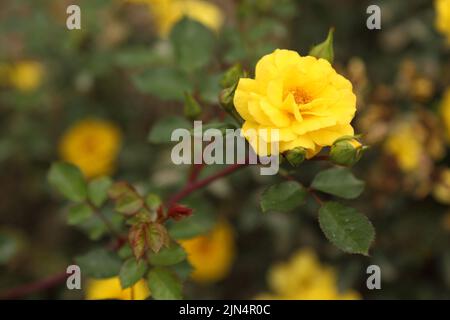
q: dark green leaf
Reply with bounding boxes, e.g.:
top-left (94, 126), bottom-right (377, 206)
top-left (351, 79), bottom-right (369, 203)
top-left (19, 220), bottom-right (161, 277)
top-left (147, 116), bottom-right (191, 144)
top-left (311, 167), bottom-right (365, 199)
top-left (88, 176), bottom-right (113, 207)
top-left (75, 248), bottom-right (122, 278)
top-left (132, 67), bottom-right (192, 101)
top-left (319, 202), bottom-right (375, 255)
top-left (168, 210), bottom-right (215, 240)
top-left (261, 181), bottom-right (307, 212)
top-left (147, 267), bottom-right (182, 300)
top-left (67, 203), bottom-right (93, 225)
top-left (170, 260), bottom-right (193, 281)
top-left (118, 244), bottom-right (133, 259)
top-left (48, 162), bottom-right (87, 202)
top-left (170, 18), bottom-right (215, 72)
top-left (148, 242), bottom-right (187, 266)
top-left (119, 258), bottom-right (148, 289)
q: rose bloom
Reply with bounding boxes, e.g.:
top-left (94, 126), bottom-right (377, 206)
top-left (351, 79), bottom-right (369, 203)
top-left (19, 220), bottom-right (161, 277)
top-left (234, 49), bottom-right (356, 158)
top-left (179, 220), bottom-right (235, 283)
top-left (59, 119), bottom-right (121, 179)
top-left (384, 121), bottom-right (423, 172)
top-left (256, 249), bottom-right (360, 300)
top-left (435, 0), bottom-right (450, 43)
top-left (86, 277), bottom-right (150, 300)
top-left (127, 0), bottom-right (223, 37)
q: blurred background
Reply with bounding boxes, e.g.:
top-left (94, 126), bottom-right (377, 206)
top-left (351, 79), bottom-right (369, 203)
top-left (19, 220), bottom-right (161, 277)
top-left (1, 0), bottom-right (450, 299)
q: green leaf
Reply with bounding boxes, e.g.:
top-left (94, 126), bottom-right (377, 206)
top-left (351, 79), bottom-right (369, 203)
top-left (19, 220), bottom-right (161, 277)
top-left (67, 203), bottom-right (93, 225)
top-left (183, 92), bottom-right (202, 120)
top-left (115, 193), bottom-right (143, 216)
top-left (88, 176), bottom-right (113, 207)
top-left (309, 28), bottom-right (334, 63)
top-left (311, 167), bottom-right (365, 199)
top-left (170, 18), bottom-right (215, 72)
top-left (132, 67), bottom-right (192, 101)
top-left (146, 223), bottom-right (170, 253)
top-left (147, 267), bottom-right (182, 300)
top-left (108, 181), bottom-right (133, 199)
top-left (145, 194), bottom-right (162, 211)
top-left (318, 202), bottom-right (375, 255)
top-left (118, 244), bottom-right (133, 259)
top-left (48, 162), bottom-right (87, 202)
top-left (119, 258), bottom-right (148, 289)
top-left (260, 181), bottom-right (307, 212)
top-left (129, 224), bottom-right (147, 260)
top-left (170, 260), bottom-right (193, 281)
top-left (75, 248), bottom-right (122, 278)
top-left (114, 47), bottom-right (172, 68)
top-left (147, 116), bottom-right (190, 144)
top-left (148, 242), bottom-right (187, 266)
top-left (77, 210), bottom-right (123, 241)
top-left (168, 210), bottom-right (215, 240)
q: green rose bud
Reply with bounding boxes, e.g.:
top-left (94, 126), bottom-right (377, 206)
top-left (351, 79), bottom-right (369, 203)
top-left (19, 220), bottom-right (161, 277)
top-left (219, 83), bottom-right (244, 125)
top-left (329, 137), bottom-right (366, 166)
top-left (220, 64), bottom-right (244, 89)
top-left (183, 92), bottom-right (202, 120)
top-left (285, 147), bottom-right (306, 167)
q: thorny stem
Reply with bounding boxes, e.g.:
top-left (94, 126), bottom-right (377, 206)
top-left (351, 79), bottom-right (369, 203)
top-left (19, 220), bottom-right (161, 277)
top-left (0, 270), bottom-right (68, 300)
top-left (188, 163), bottom-right (205, 183)
top-left (167, 162), bottom-right (249, 210)
top-left (307, 188), bottom-right (324, 206)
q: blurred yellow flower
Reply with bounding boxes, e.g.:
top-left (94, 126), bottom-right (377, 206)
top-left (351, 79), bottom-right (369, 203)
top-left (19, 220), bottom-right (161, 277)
top-left (128, 0), bottom-right (223, 37)
top-left (256, 249), bottom-right (360, 300)
top-left (440, 89), bottom-right (450, 140)
top-left (234, 49), bottom-right (357, 158)
top-left (433, 168), bottom-right (450, 204)
top-left (59, 119), bottom-right (122, 179)
top-left (86, 277), bottom-right (150, 300)
top-left (384, 121), bottom-right (423, 172)
top-left (435, 0), bottom-right (450, 43)
top-left (179, 220), bottom-right (235, 283)
top-left (9, 61), bottom-right (44, 92)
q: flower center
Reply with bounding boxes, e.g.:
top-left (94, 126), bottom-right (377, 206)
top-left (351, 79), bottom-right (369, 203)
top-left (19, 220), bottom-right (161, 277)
top-left (82, 136), bottom-right (98, 153)
top-left (290, 88), bottom-right (312, 105)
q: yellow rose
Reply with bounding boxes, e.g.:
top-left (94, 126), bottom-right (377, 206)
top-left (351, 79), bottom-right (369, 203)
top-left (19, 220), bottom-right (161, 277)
top-left (257, 249), bottom-right (360, 300)
top-left (435, 0), bottom-right (450, 43)
top-left (128, 0), bottom-right (223, 37)
top-left (384, 121), bottom-right (423, 172)
top-left (59, 119), bottom-right (122, 179)
top-left (86, 277), bottom-right (150, 300)
top-left (9, 61), bottom-right (44, 92)
top-left (179, 220), bottom-right (235, 283)
top-left (234, 49), bottom-right (356, 158)
top-left (440, 89), bottom-right (450, 140)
